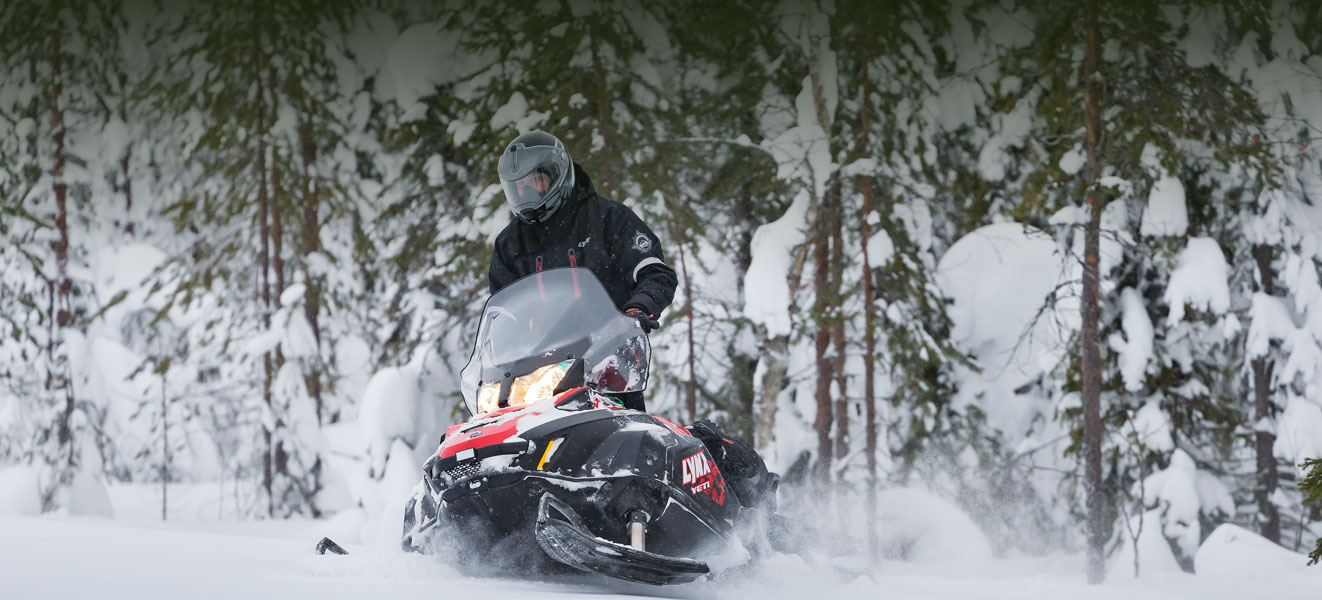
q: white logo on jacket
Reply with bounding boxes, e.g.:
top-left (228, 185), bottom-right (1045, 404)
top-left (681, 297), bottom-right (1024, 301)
top-left (631, 231), bottom-right (652, 252)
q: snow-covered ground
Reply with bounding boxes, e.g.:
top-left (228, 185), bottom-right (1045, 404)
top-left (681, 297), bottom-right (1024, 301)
top-left (3, 506), bottom-right (1317, 600)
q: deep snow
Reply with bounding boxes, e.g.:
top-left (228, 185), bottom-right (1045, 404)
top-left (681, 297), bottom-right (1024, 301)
top-left (2, 513), bottom-right (1318, 600)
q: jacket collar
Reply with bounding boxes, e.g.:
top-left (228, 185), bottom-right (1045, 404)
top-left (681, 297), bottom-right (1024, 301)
top-left (571, 162), bottom-right (596, 200)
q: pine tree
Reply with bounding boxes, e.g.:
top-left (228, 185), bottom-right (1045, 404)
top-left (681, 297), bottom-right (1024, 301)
top-left (0, 0), bottom-right (129, 509)
top-left (156, 0), bottom-right (371, 516)
top-left (1303, 457), bottom-right (1322, 565)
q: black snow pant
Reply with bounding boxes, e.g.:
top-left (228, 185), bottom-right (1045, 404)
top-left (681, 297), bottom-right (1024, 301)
top-left (689, 419), bottom-right (777, 509)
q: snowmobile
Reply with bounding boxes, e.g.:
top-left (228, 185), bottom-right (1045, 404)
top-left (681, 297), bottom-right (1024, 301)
top-left (394, 267), bottom-right (764, 586)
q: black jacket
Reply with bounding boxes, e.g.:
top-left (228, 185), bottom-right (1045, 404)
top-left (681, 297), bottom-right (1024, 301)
top-left (488, 164), bottom-right (678, 319)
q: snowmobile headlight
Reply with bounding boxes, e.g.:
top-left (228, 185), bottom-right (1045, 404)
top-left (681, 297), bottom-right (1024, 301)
top-left (509, 361), bottom-right (572, 408)
top-left (476, 383), bottom-right (501, 414)
top-left (475, 362), bottom-right (572, 415)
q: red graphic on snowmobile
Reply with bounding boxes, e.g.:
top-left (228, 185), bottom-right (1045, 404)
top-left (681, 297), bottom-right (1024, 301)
top-left (681, 451), bottom-right (726, 506)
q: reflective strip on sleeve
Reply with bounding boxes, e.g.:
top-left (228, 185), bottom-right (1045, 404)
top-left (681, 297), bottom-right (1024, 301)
top-left (632, 256), bottom-right (664, 282)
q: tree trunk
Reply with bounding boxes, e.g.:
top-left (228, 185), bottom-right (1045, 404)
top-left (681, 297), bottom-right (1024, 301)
top-left (755, 335), bottom-right (786, 459)
top-left (859, 38), bottom-right (879, 560)
top-left (588, 18), bottom-right (612, 200)
top-left (268, 66), bottom-right (286, 300)
top-left (733, 191), bottom-right (759, 442)
top-left (679, 240), bottom-right (697, 422)
top-left (118, 71), bottom-right (134, 235)
top-left (49, 7), bottom-right (77, 480)
top-left (813, 194), bottom-right (834, 486)
top-left (1251, 242), bottom-right (1281, 543)
top-left (161, 371), bottom-right (168, 522)
top-left (254, 14), bottom-right (274, 518)
top-left (831, 182), bottom-right (849, 464)
top-left (300, 124), bottom-right (324, 424)
top-left (803, 0), bottom-right (835, 488)
top-left (1082, 0), bottom-right (1107, 584)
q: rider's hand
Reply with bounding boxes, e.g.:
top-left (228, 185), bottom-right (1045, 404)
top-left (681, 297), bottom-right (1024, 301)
top-left (624, 307), bottom-right (659, 333)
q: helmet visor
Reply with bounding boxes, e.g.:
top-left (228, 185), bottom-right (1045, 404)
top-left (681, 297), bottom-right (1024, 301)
top-left (501, 166), bottom-right (560, 212)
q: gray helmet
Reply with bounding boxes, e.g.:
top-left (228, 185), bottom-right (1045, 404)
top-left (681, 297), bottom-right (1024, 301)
top-left (498, 130), bottom-right (575, 223)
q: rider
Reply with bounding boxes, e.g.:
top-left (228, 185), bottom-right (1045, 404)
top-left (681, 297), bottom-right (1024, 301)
top-left (489, 130), bottom-right (775, 508)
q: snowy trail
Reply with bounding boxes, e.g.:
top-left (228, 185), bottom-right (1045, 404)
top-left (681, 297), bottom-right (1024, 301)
top-left (1, 516), bottom-right (1317, 600)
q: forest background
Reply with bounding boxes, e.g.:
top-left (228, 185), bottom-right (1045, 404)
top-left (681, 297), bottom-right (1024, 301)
top-left (2, 0), bottom-right (1322, 582)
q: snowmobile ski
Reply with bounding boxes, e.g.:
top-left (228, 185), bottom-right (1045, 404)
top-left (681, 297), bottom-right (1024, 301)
top-left (315, 537), bottom-right (348, 555)
top-left (534, 494), bottom-right (710, 586)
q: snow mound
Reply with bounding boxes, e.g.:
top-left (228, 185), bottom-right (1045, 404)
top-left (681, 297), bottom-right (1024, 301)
top-left (744, 192), bottom-right (810, 337)
top-left (1058, 144), bottom-right (1085, 175)
top-left (1194, 524), bottom-right (1317, 579)
top-left (937, 223), bottom-right (1069, 436)
top-left (62, 472), bottom-right (114, 518)
top-left (1141, 174), bottom-right (1189, 237)
top-left (1273, 396), bottom-right (1322, 464)
top-left (0, 466), bottom-right (42, 516)
top-left (365, 439), bottom-right (426, 549)
top-left (1164, 238), bottom-right (1230, 324)
top-left (936, 223), bottom-right (1064, 374)
top-left (360, 363), bottom-right (422, 475)
top-left (1118, 287), bottom-right (1154, 391)
top-left (385, 23), bottom-right (460, 121)
top-left (877, 487), bottom-right (993, 564)
top-left (1110, 508), bottom-right (1183, 578)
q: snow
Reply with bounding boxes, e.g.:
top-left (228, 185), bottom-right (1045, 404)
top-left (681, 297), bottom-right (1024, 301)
top-left (1110, 509), bottom-right (1184, 578)
top-left (283, 313), bottom-right (319, 359)
top-left (385, 23), bottom-right (461, 122)
top-left (1140, 175), bottom-right (1189, 237)
top-left (1130, 401), bottom-right (1173, 453)
top-left (1, 513), bottom-right (1319, 600)
top-left (893, 198), bottom-right (935, 253)
top-left (1059, 144), bottom-right (1086, 175)
top-left (449, 119), bottom-right (478, 145)
top-left (1163, 238), bottom-right (1230, 324)
top-left (0, 466), bottom-right (42, 516)
top-left (1194, 524), bottom-right (1319, 580)
top-left (743, 192), bottom-right (810, 337)
top-left (977, 98), bottom-right (1034, 181)
top-left (1118, 288), bottom-right (1154, 392)
top-left (424, 155), bottom-right (446, 187)
top-left (937, 223), bottom-right (1069, 436)
top-left (875, 488), bottom-right (992, 564)
top-left (1049, 204), bottom-right (1089, 226)
top-left (1273, 396), bottom-right (1322, 465)
top-left (359, 362), bottom-right (422, 476)
top-left (344, 9), bottom-right (397, 80)
top-left (866, 229), bottom-right (894, 267)
top-left (1247, 293), bottom-right (1295, 358)
top-left (490, 91), bottom-right (530, 132)
top-left (1142, 450), bottom-right (1204, 560)
top-left (90, 242), bottom-right (168, 328)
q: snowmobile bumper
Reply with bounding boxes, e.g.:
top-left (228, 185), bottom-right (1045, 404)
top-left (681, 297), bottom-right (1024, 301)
top-left (534, 493), bottom-right (710, 586)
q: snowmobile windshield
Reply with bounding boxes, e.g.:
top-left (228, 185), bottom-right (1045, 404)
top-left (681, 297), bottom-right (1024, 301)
top-left (460, 268), bottom-right (650, 414)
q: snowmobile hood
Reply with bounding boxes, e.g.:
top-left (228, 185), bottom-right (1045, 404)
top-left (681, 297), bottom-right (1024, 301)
top-left (437, 388), bottom-right (628, 460)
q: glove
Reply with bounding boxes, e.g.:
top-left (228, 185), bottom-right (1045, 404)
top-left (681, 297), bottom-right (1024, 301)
top-left (624, 307), bottom-right (659, 333)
